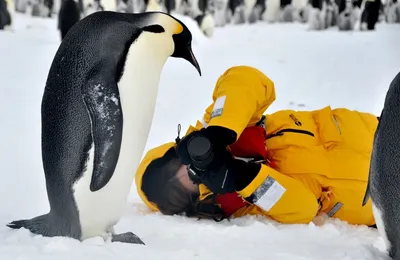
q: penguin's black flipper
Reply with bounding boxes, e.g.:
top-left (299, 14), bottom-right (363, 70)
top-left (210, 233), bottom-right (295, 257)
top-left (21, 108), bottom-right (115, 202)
top-left (362, 110), bottom-right (383, 206)
top-left (362, 180), bottom-right (370, 206)
top-left (82, 81), bottom-right (123, 192)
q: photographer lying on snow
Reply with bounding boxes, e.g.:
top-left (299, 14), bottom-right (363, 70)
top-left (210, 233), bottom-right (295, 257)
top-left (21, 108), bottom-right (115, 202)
top-left (135, 65), bottom-right (378, 227)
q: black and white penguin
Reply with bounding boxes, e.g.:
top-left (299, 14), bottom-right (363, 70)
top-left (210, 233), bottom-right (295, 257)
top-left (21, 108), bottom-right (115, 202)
top-left (280, 0), bottom-right (294, 22)
top-left (387, 0), bottom-right (400, 23)
top-left (248, 0), bottom-right (266, 23)
top-left (337, 0), bottom-right (355, 30)
top-left (7, 11), bottom-right (201, 244)
top-left (44, 0), bottom-right (54, 17)
top-left (360, 0), bottom-right (381, 30)
top-left (58, 0), bottom-right (81, 40)
top-left (264, 0), bottom-right (280, 22)
top-left (194, 12), bottom-right (215, 37)
top-left (227, 0), bottom-right (247, 24)
top-left (0, 0), bottom-right (11, 30)
top-left (307, 0), bottom-right (325, 29)
top-left (324, 0), bottom-right (338, 27)
top-left (363, 71), bottom-right (400, 260)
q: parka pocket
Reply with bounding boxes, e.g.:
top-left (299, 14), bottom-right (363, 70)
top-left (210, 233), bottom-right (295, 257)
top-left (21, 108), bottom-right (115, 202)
top-left (312, 106), bottom-right (342, 150)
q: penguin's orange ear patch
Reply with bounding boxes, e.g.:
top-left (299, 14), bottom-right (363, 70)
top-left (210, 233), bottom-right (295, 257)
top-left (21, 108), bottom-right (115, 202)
top-left (173, 23), bottom-right (183, 35)
top-left (143, 25), bottom-right (165, 33)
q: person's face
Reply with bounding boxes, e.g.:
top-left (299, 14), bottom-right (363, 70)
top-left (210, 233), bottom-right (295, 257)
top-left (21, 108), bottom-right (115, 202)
top-left (176, 164), bottom-right (199, 193)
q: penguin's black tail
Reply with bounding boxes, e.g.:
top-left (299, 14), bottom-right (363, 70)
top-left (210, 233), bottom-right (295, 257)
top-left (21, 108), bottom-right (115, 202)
top-left (6, 214), bottom-right (52, 236)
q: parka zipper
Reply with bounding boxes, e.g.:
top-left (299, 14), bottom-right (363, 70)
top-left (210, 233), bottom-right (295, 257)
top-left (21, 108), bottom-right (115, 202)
top-left (266, 129), bottom-right (315, 140)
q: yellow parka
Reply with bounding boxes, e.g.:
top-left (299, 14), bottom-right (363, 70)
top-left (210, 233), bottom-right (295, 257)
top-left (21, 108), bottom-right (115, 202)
top-left (135, 65), bottom-right (378, 226)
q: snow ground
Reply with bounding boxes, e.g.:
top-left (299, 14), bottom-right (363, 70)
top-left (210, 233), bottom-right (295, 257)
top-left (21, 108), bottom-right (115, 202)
top-left (1, 13), bottom-right (400, 260)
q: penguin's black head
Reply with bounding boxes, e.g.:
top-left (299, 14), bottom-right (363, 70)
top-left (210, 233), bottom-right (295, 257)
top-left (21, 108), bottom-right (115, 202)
top-left (143, 12), bottom-right (202, 76)
top-left (170, 21), bottom-right (202, 76)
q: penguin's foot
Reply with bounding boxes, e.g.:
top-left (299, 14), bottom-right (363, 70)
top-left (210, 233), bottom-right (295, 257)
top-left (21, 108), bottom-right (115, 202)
top-left (111, 232), bottom-right (145, 245)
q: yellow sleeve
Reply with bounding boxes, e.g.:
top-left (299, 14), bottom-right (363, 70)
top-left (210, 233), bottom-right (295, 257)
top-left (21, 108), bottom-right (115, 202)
top-left (237, 164), bottom-right (319, 224)
top-left (202, 66), bottom-right (276, 140)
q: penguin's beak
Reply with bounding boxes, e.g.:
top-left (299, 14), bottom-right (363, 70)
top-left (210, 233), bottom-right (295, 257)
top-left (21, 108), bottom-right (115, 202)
top-left (186, 47), bottom-right (201, 76)
top-left (171, 34), bottom-right (202, 76)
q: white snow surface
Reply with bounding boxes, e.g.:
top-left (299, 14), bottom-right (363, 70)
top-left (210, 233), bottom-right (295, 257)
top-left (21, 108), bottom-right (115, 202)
top-left (1, 12), bottom-right (400, 260)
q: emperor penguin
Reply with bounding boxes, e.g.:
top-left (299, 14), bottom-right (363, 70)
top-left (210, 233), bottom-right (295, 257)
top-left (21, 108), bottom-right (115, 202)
top-left (360, 0), bottom-right (381, 30)
top-left (363, 71), bottom-right (400, 260)
top-left (4, 0), bottom-right (14, 30)
top-left (7, 11), bottom-right (201, 245)
top-left (58, 0), bottom-right (81, 40)
top-left (0, 0), bottom-right (11, 30)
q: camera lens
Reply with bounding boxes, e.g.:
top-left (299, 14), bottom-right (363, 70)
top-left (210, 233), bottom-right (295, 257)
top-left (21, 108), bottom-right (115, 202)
top-left (187, 135), bottom-right (214, 170)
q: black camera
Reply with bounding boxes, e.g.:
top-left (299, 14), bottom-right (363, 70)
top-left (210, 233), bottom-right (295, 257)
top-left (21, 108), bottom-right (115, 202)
top-left (186, 134), bottom-right (214, 183)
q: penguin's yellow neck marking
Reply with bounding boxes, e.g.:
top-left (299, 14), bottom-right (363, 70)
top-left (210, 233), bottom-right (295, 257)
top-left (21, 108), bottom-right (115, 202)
top-left (151, 14), bottom-right (183, 35)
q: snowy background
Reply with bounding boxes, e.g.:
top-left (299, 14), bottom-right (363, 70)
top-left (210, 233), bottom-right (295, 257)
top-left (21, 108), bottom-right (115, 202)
top-left (1, 12), bottom-right (400, 260)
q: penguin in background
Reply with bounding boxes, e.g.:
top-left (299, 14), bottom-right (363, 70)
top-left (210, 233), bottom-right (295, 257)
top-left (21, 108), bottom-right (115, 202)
top-left (0, 0), bottom-right (11, 30)
top-left (363, 71), bottom-right (400, 260)
top-left (58, 0), bottom-right (81, 40)
top-left (386, 0), bottom-right (400, 23)
top-left (194, 12), bottom-right (215, 36)
top-left (100, 0), bottom-right (116, 11)
top-left (7, 11), bottom-right (201, 245)
top-left (132, 0), bottom-right (146, 13)
top-left (43, 0), bottom-right (53, 16)
top-left (264, 0), bottom-right (293, 22)
top-left (5, 0), bottom-right (14, 30)
top-left (81, 0), bottom-right (103, 17)
top-left (116, 0), bottom-right (129, 12)
top-left (145, 0), bottom-right (165, 11)
top-left (226, 0), bottom-right (246, 24)
top-left (360, 0), bottom-right (381, 30)
top-left (177, 0), bottom-right (215, 37)
top-left (324, 0), bottom-right (338, 27)
top-left (208, 0), bottom-right (229, 26)
top-left (163, 0), bottom-right (175, 13)
top-left (337, 0), bottom-right (356, 30)
top-left (297, 3), bottom-right (311, 22)
top-left (307, 0), bottom-right (327, 29)
top-left (291, 0), bottom-right (308, 22)
top-left (264, 0), bottom-right (281, 22)
top-left (280, 0), bottom-right (295, 22)
top-left (248, 0), bottom-right (266, 23)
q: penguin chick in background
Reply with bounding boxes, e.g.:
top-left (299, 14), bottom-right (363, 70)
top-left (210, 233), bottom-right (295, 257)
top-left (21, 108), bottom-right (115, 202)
top-left (7, 11), bottom-right (201, 245)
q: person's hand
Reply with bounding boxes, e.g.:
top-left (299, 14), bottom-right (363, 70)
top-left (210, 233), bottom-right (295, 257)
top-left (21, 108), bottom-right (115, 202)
top-left (189, 158), bottom-right (262, 195)
top-left (175, 126), bottom-right (237, 167)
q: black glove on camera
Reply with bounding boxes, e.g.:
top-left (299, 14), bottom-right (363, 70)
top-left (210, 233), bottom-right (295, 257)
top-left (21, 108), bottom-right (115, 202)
top-left (189, 157), bottom-right (261, 194)
top-left (175, 126), bottom-right (261, 194)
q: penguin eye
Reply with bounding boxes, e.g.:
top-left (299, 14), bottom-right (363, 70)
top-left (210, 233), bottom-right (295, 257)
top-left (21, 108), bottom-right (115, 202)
top-left (142, 25), bottom-right (165, 33)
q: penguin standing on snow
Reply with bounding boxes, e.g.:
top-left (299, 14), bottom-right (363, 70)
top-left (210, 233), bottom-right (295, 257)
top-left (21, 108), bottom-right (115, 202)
top-left (307, 0), bottom-right (325, 29)
top-left (248, 0), bottom-right (266, 23)
top-left (0, 0), bottom-right (11, 30)
top-left (194, 12), bottom-right (215, 36)
top-left (386, 0), bottom-right (400, 23)
top-left (360, 0), bottom-right (381, 30)
top-left (280, 0), bottom-right (294, 22)
top-left (58, 0), bottom-right (81, 40)
top-left (7, 11), bottom-right (201, 245)
top-left (363, 71), bottom-right (400, 260)
top-left (337, 0), bottom-right (355, 30)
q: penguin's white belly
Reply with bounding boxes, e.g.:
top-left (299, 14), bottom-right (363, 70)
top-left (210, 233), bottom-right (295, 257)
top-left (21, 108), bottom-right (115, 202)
top-left (72, 32), bottom-right (172, 240)
top-left (73, 146), bottom-right (134, 239)
top-left (372, 202), bottom-right (391, 251)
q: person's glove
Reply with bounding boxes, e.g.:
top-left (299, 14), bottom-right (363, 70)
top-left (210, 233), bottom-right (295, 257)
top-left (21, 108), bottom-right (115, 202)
top-left (175, 126), bottom-right (261, 194)
top-left (189, 157), bottom-right (262, 194)
top-left (176, 128), bottom-right (231, 186)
